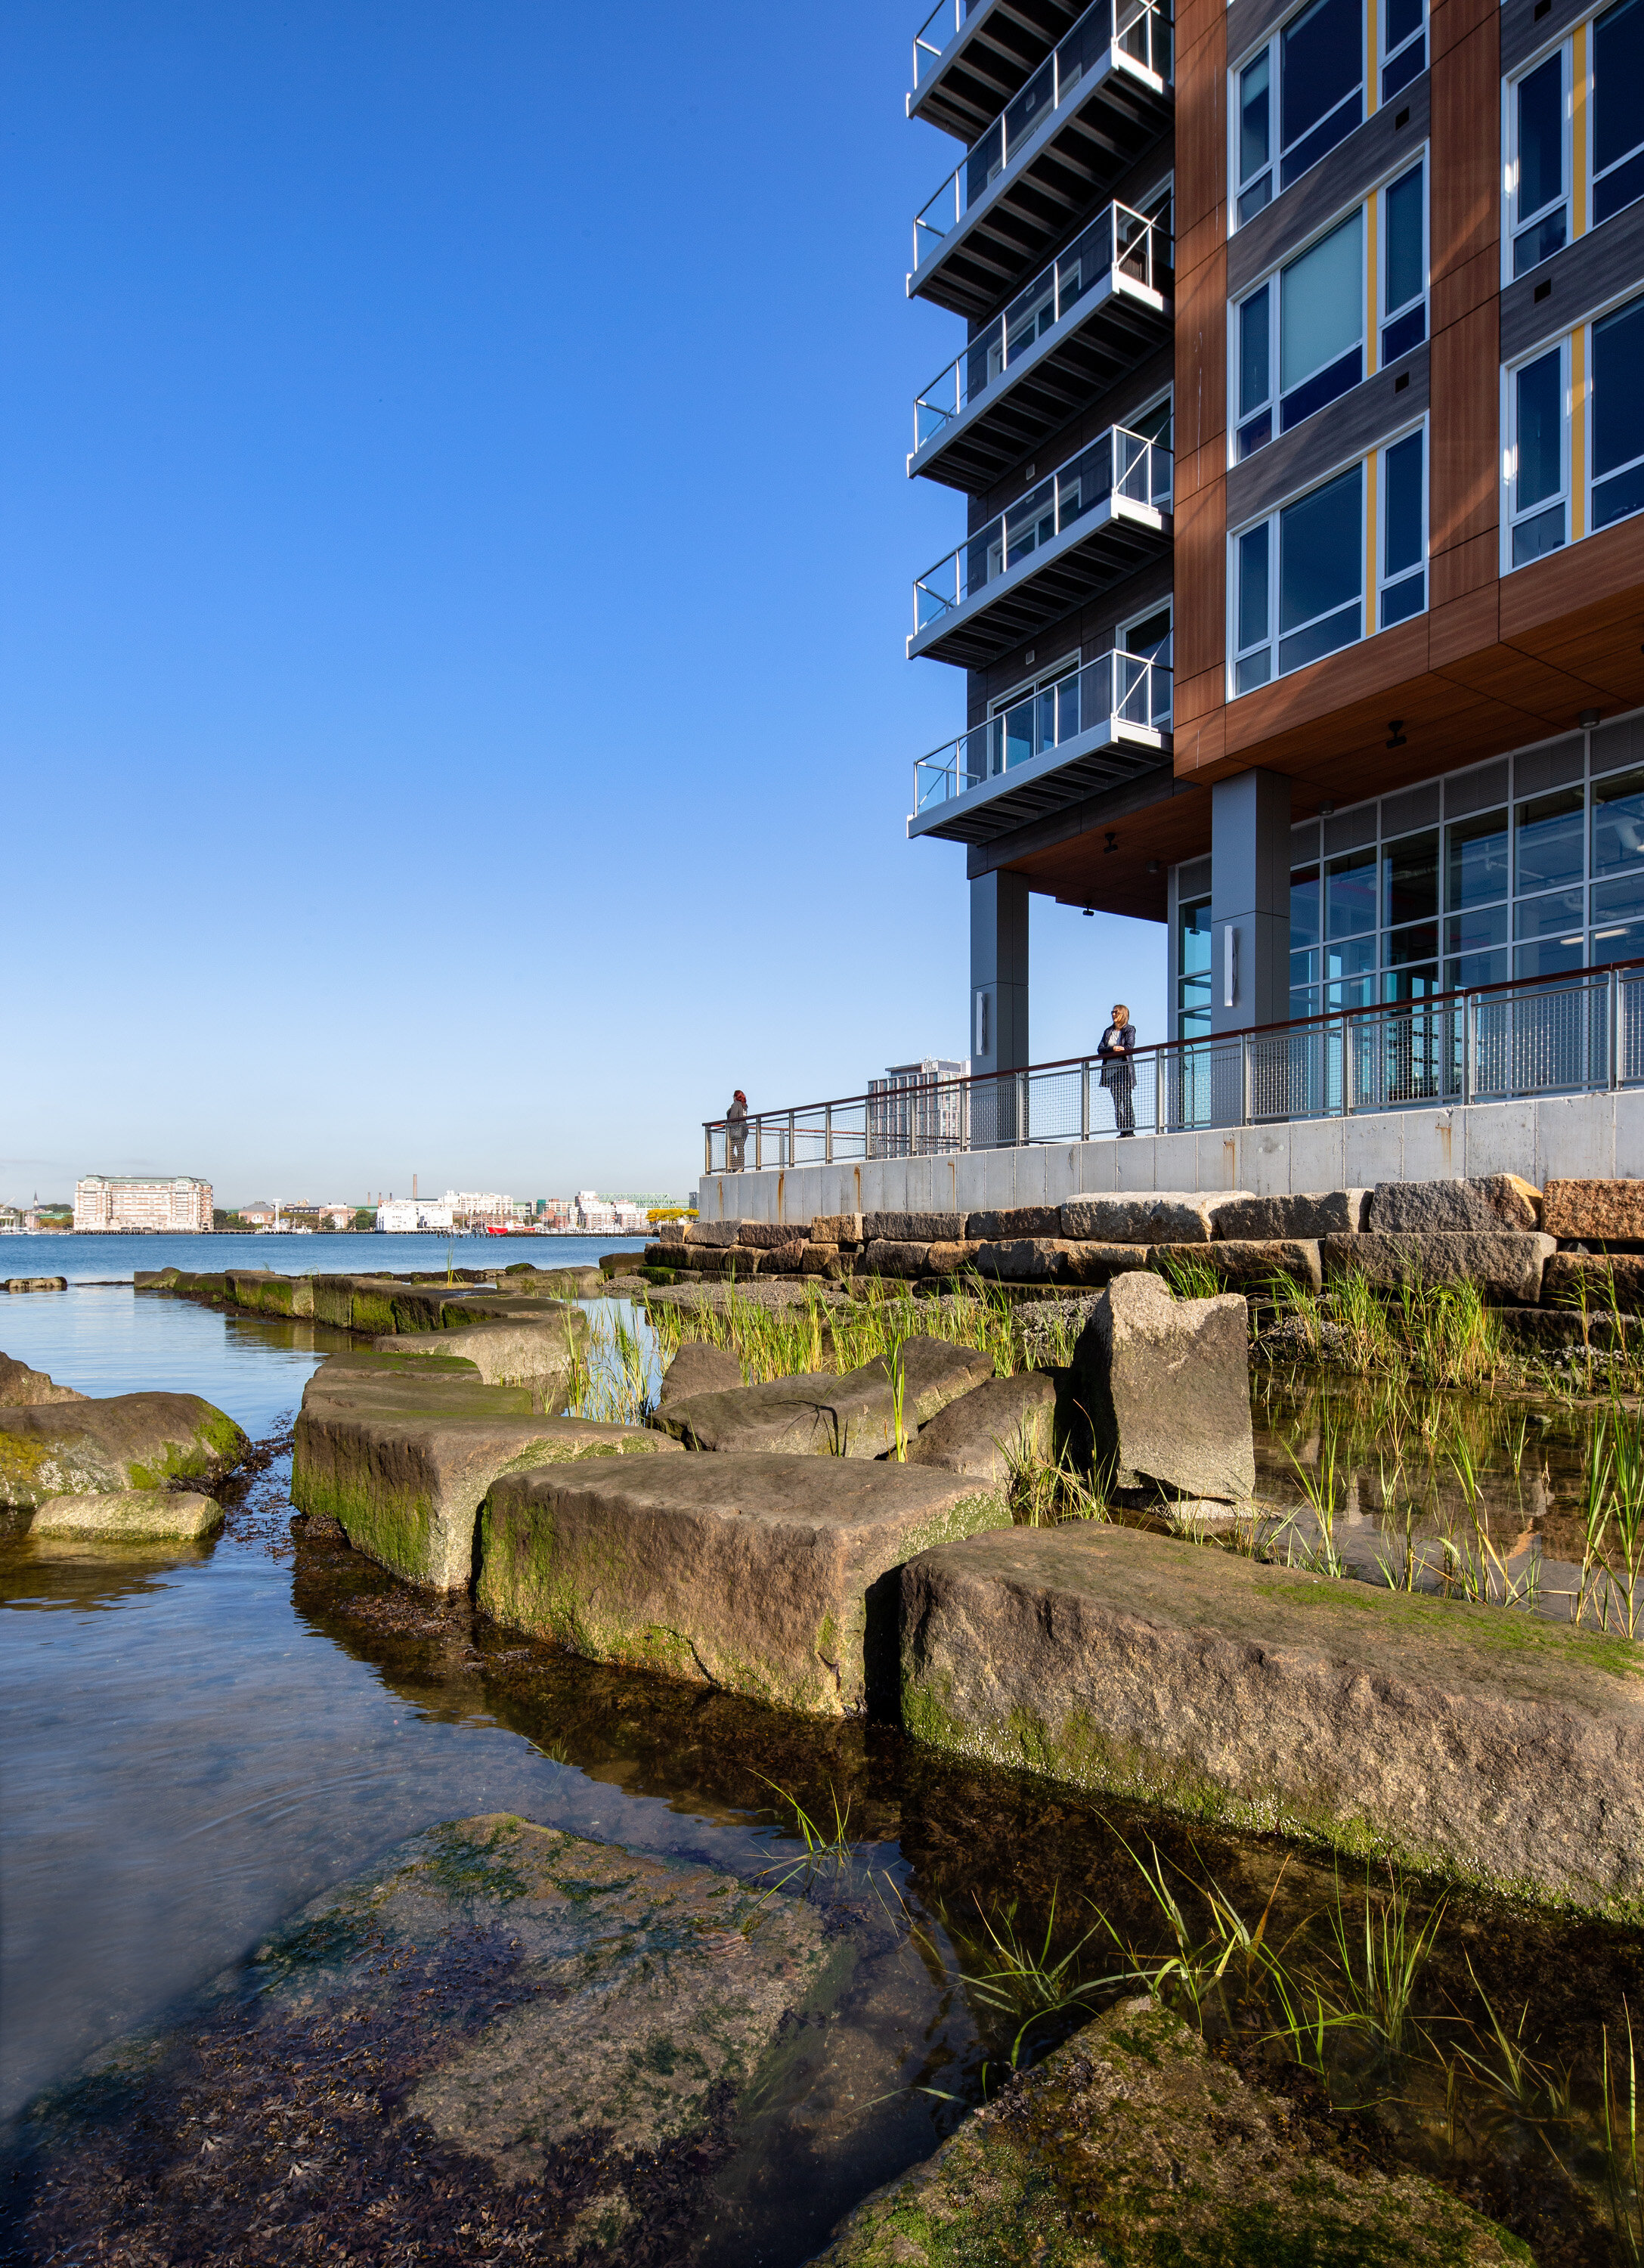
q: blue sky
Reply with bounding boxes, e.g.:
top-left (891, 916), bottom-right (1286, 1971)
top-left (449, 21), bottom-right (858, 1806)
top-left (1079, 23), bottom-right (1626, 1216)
top-left (2, 2), bottom-right (1166, 1205)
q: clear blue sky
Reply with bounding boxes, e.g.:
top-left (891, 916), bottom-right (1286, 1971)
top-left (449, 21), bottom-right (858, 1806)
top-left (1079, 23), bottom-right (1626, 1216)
top-left (2, 2), bottom-right (1166, 1206)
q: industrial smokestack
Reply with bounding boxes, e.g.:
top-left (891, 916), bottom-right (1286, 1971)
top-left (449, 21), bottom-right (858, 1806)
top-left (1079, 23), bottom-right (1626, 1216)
top-left (413, 1174), bottom-right (418, 1201)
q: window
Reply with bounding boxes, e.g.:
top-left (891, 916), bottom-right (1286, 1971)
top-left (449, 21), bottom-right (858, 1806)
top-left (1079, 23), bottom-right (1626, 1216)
top-left (987, 652), bottom-right (1079, 773)
top-left (1507, 49), bottom-right (1568, 277)
top-left (1380, 429), bottom-right (1426, 625)
top-left (1118, 603), bottom-right (1173, 726)
top-left (1381, 161), bottom-right (1426, 361)
top-left (1506, 343), bottom-right (1567, 567)
top-left (1234, 209), bottom-right (1364, 457)
top-left (1382, 0), bottom-right (1425, 100)
top-left (1233, 462), bottom-right (1363, 692)
top-left (1594, 0), bottom-right (1644, 225)
top-left (1591, 293), bottom-right (1644, 531)
top-left (1593, 764), bottom-right (1644, 962)
top-left (1178, 896), bottom-right (1212, 1037)
top-left (1235, 0), bottom-right (1364, 225)
top-left (1382, 826), bottom-right (1439, 999)
top-left (1514, 784), bottom-right (1587, 977)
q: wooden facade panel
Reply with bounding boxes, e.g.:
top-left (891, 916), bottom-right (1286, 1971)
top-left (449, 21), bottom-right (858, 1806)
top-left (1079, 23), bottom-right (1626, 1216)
top-left (1172, 699), bottom-right (1228, 779)
top-left (1432, 641), bottom-right (1614, 723)
top-left (1173, 247), bottom-right (1227, 470)
top-left (1430, 17), bottom-right (1499, 283)
top-left (1175, 14), bottom-right (1227, 241)
top-left (1500, 513), bottom-right (1644, 640)
top-left (1429, 302), bottom-right (1499, 554)
top-left (1224, 0), bottom-right (1293, 71)
top-left (1176, 662), bottom-right (1224, 725)
top-left (1432, 528), bottom-right (1500, 607)
top-left (1428, 579), bottom-right (1500, 667)
top-left (1225, 348), bottom-right (1430, 528)
top-left (1434, 0), bottom-right (1501, 64)
top-left (1226, 87), bottom-right (1430, 297)
top-left (1432, 243), bottom-right (1500, 336)
top-left (1223, 618), bottom-right (1433, 751)
top-left (1500, 0), bottom-right (1590, 74)
top-left (1172, 476), bottom-right (1227, 685)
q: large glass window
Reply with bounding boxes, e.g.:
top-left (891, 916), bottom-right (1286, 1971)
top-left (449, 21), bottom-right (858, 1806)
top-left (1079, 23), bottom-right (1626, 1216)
top-left (1382, 0), bottom-right (1425, 100)
top-left (1514, 886), bottom-right (1586, 978)
top-left (1381, 162), bottom-right (1426, 363)
top-left (1178, 896), bottom-right (1213, 1037)
top-left (1236, 209), bottom-right (1364, 455)
top-left (1509, 51), bottom-right (1568, 277)
top-left (1509, 345), bottom-right (1566, 567)
top-left (1381, 429), bottom-right (1426, 626)
top-left (1594, 0), bottom-right (1644, 225)
top-left (1593, 764), bottom-right (1644, 962)
top-left (1383, 829), bottom-right (1438, 927)
top-left (1591, 293), bottom-right (1644, 532)
top-left (1516, 785), bottom-right (1586, 894)
top-left (1234, 464), bottom-right (1364, 689)
top-left (1447, 808), bottom-right (1509, 910)
top-left (1235, 0), bottom-right (1364, 225)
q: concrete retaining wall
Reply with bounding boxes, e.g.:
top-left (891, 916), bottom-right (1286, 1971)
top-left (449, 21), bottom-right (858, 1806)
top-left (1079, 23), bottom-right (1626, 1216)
top-left (701, 1090), bottom-right (1644, 1223)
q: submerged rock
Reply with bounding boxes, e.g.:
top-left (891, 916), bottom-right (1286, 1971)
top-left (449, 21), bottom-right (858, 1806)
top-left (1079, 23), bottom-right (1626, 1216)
top-left (0, 1351), bottom-right (86, 1407)
top-left (4, 1275), bottom-right (67, 1293)
top-left (898, 1521), bottom-right (1644, 1916)
top-left (29, 1487), bottom-right (223, 1540)
top-left (9, 1815), bottom-right (849, 2265)
top-left (650, 1337), bottom-right (994, 1458)
top-left (812, 1997), bottom-right (1528, 2266)
top-left (0, 1393), bottom-right (247, 1511)
top-left (372, 1309), bottom-right (585, 1405)
top-left (1073, 1271), bottom-right (1255, 1502)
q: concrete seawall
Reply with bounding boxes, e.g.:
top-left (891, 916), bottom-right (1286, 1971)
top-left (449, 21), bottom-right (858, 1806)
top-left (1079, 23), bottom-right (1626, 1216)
top-left (701, 1090), bottom-right (1644, 1222)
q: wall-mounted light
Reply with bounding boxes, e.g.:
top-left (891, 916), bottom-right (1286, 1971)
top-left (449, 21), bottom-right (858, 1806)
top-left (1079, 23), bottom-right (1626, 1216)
top-left (1320, 802), bottom-right (1335, 818)
top-left (1386, 719), bottom-right (1407, 748)
top-left (1147, 859), bottom-right (1160, 875)
top-left (1082, 904), bottom-right (1095, 917)
top-left (1104, 831), bottom-right (1118, 854)
top-left (1581, 708), bottom-right (1602, 729)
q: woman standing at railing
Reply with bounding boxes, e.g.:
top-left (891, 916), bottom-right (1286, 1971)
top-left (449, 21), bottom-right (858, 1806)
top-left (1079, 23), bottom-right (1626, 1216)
top-left (1098, 1004), bottom-right (1137, 1136)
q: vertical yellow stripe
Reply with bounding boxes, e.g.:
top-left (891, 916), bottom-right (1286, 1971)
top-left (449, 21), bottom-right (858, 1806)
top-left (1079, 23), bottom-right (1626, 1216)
top-left (1572, 23), bottom-right (1588, 237)
top-left (1571, 327), bottom-right (1587, 541)
top-left (1367, 0), bottom-right (1379, 114)
top-left (1366, 195), bottom-right (1379, 376)
top-left (1366, 451), bottom-right (1379, 634)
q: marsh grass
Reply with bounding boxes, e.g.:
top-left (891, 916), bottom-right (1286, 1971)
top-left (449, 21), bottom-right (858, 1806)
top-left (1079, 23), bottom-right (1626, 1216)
top-left (754, 1776), bottom-right (859, 1895)
top-left (958, 1888), bottom-right (1110, 2070)
top-left (1159, 1251), bottom-right (1222, 1302)
top-left (650, 1274), bottom-right (1027, 1388)
top-left (565, 1305), bottom-right (655, 1427)
top-left (1604, 2006), bottom-right (1643, 2260)
top-left (1000, 1432), bottom-right (1111, 1526)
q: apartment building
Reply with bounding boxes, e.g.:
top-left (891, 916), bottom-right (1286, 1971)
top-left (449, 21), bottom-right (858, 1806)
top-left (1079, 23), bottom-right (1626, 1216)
top-left (906, 0), bottom-right (1644, 1069)
top-left (73, 1175), bottom-right (214, 1232)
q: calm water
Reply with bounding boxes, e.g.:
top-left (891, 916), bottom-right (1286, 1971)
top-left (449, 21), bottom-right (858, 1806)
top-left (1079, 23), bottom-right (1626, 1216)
top-left (2, 1253), bottom-right (1641, 2263)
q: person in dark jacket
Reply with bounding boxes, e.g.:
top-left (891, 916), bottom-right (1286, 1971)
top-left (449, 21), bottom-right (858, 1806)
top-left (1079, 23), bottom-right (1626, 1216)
top-left (726, 1089), bottom-right (748, 1172)
top-left (1098, 1005), bottom-right (1137, 1136)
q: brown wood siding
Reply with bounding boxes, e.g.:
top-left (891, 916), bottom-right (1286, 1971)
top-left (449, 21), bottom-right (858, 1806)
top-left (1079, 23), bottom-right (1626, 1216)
top-left (1171, 0), bottom-right (1228, 776)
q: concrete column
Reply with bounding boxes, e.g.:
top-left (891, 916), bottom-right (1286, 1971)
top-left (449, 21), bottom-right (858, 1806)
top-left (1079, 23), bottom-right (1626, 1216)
top-left (1210, 770), bottom-right (1291, 1036)
top-left (970, 870), bottom-right (1029, 1073)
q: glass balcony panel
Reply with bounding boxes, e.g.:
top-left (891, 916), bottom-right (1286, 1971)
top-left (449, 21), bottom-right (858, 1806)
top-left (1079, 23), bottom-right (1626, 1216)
top-left (1004, 477), bottom-right (1057, 563)
top-left (1005, 52), bottom-right (1058, 156)
top-left (1003, 694), bottom-right (1038, 768)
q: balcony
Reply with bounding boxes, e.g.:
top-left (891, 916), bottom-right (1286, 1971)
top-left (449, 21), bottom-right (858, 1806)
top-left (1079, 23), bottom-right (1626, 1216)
top-left (911, 0), bottom-right (1089, 144)
top-left (909, 423), bottom-right (1172, 668)
top-left (909, 647), bottom-right (1172, 843)
top-left (910, 200), bottom-right (1172, 491)
top-left (909, 0), bottom-right (1173, 321)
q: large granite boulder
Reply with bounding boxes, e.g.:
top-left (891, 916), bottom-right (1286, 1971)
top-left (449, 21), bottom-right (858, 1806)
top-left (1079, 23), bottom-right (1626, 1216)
top-left (292, 1354), bottom-right (680, 1588)
top-left (7, 1816), bottom-right (849, 2265)
top-left (0, 1352), bottom-right (86, 1406)
top-left (812, 1997), bottom-right (1526, 2267)
top-left (1073, 1272), bottom-right (1254, 1501)
top-left (1149, 1238), bottom-right (1322, 1290)
top-left (658, 1342), bottom-right (743, 1404)
top-left (736, 1220), bottom-right (807, 1247)
top-left (0, 1394), bottom-right (247, 1512)
top-left (863, 1239), bottom-right (930, 1278)
top-left (30, 1488), bottom-right (223, 1540)
top-left (1322, 1230), bottom-right (1555, 1303)
top-left (5, 1275), bottom-right (67, 1293)
top-left (1059, 1193), bottom-right (1251, 1246)
top-left (371, 1310), bottom-right (586, 1408)
top-left (478, 1451), bottom-right (1009, 1714)
top-left (964, 1205), bottom-right (1060, 1240)
top-left (863, 1211), bottom-right (964, 1242)
top-left (1544, 1176), bottom-right (1644, 1240)
top-left (1212, 1188), bottom-right (1370, 1238)
top-left (904, 1371), bottom-right (1057, 1507)
top-left (972, 1238), bottom-right (1076, 1282)
top-left (649, 1337), bottom-right (995, 1459)
top-left (1543, 1250), bottom-right (1644, 1309)
top-left (684, 1219), bottom-right (741, 1246)
top-left (813, 1213), bottom-right (863, 1245)
top-left (1370, 1173), bottom-right (1542, 1232)
top-left (898, 1522), bottom-right (1644, 1914)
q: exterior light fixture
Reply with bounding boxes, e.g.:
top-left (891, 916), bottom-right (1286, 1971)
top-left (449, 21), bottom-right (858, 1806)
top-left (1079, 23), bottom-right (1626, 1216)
top-left (1581, 708), bottom-right (1601, 728)
top-left (1082, 904), bottom-right (1095, 916)
top-left (1147, 859), bottom-right (1160, 875)
top-left (1386, 719), bottom-right (1407, 748)
top-left (1104, 831), bottom-right (1118, 853)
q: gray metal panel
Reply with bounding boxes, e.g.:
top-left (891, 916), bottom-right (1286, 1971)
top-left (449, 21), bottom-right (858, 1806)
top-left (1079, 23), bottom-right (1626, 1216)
top-left (1380, 782), bottom-right (1441, 836)
top-left (1515, 734), bottom-right (1585, 795)
top-left (1444, 760), bottom-right (1509, 818)
top-left (1500, 197), bottom-right (1644, 362)
top-left (1324, 807), bottom-right (1378, 854)
top-left (1593, 714), bottom-right (1644, 774)
top-left (1225, 344), bottom-right (1430, 528)
top-left (1178, 854), bottom-right (1213, 897)
top-left (1228, 79), bottom-right (1430, 297)
top-left (1502, 0), bottom-right (1590, 77)
top-left (1227, 0), bottom-right (1298, 72)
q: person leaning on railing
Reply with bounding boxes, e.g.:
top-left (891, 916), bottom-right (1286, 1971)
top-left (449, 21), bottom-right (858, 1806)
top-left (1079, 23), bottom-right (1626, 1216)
top-left (726, 1089), bottom-right (748, 1172)
top-left (1098, 1005), bottom-right (1137, 1136)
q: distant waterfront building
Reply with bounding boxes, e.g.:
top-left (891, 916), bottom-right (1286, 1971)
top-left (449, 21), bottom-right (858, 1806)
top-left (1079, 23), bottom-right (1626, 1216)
top-left (440, 1189), bottom-right (512, 1226)
top-left (74, 1175), bottom-right (213, 1234)
top-left (866, 1061), bottom-right (968, 1158)
top-left (376, 1198), bottom-right (454, 1232)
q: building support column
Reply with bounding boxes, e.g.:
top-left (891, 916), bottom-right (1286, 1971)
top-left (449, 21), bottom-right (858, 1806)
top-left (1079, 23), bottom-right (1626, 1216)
top-left (1210, 770), bottom-right (1291, 1036)
top-left (971, 870), bottom-right (1029, 1143)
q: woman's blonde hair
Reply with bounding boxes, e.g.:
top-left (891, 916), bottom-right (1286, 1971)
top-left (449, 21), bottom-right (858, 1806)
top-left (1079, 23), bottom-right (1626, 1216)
top-left (1111, 1003), bottom-right (1129, 1019)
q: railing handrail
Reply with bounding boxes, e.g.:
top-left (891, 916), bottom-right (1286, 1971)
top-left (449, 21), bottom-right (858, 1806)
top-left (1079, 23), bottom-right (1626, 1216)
top-left (913, 646), bottom-right (1172, 767)
top-left (912, 0), bottom-right (1172, 262)
top-left (702, 957), bottom-right (1644, 1132)
top-left (912, 423), bottom-right (1171, 623)
top-left (911, 648), bottom-right (1172, 813)
top-left (911, 200), bottom-right (1172, 441)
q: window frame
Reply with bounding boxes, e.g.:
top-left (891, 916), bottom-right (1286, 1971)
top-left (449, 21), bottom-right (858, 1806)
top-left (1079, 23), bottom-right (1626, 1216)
top-left (1230, 201), bottom-right (1369, 461)
top-left (1589, 287), bottom-right (1644, 532)
top-left (1229, 457), bottom-right (1369, 697)
top-left (1503, 39), bottom-right (1571, 282)
top-left (1592, 0), bottom-right (1644, 228)
top-left (1380, 0), bottom-right (1426, 101)
top-left (1230, 0), bottom-right (1368, 232)
top-left (1378, 422), bottom-right (1429, 627)
top-left (1378, 155), bottom-right (1429, 365)
top-left (1501, 335), bottom-right (1571, 572)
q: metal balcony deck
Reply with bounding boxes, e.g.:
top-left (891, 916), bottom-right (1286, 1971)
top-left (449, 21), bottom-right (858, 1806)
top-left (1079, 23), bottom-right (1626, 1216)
top-left (909, 712), bottom-right (1171, 847)
top-left (910, 0), bottom-right (1088, 144)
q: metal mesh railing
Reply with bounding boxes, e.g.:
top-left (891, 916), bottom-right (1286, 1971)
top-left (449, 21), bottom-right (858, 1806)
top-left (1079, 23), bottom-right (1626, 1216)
top-left (703, 962), bottom-right (1644, 1173)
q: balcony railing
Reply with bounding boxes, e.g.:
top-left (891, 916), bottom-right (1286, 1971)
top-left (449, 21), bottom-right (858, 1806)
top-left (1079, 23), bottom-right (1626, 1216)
top-left (915, 0), bottom-right (974, 85)
top-left (702, 962), bottom-right (1644, 1173)
top-left (912, 0), bottom-right (1172, 275)
top-left (913, 203), bottom-right (1171, 457)
top-left (912, 648), bottom-right (1170, 815)
top-left (912, 423), bottom-right (1171, 637)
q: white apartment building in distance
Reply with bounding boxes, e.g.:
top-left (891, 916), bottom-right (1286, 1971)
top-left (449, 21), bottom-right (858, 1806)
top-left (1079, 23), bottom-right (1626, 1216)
top-left (74, 1175), bottom-right (213, 1233)
top-left (376, 1198), bottom-right (454, 1232)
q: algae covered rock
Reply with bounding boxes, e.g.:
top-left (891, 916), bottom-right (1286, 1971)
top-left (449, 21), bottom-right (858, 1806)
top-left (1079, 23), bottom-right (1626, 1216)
top-left (812, 1997), bottom-right (1528, 2266)
top-left (8, 1815), bottom-right (850, 2265)
top-left (0, 1351), bottom-right (86, 1407)
top-left (0, 1393), bottom-right (247, 1511)
top-left (651, 1337), bottom-right (994, 1458)
top-left (30, 1488), bottom-right (223, 1540)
